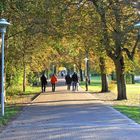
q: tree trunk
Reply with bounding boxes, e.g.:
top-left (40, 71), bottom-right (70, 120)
top-left (101, 74), bottom-right (109, 92)
top-left (37, 72), bottom-right (40, 86)
top-left (87, 59), bottom-right (91, 85)
top-left (79, 68), bottom-right (83, 81)
top-left (99, 57), bottom-right (109, 92)
top-left (115, 57), bottom-right (127, 100)
top-left (46, 69), bottom-right (49, 79)
top-left (23, 63), bottom-right (26, 93)
top-left (131, 74), bottom-right (135, 84)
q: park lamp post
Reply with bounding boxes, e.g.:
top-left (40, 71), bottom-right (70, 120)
top-left (0, 19), bottom-right (10, 116)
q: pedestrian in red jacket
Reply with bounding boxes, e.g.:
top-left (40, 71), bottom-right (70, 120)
top-left (51, 74), bottom-right (57, 92)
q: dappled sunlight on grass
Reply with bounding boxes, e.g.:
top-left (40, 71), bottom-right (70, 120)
top-left (81, 76), bottom-right (140, 106)
top-left (6, 85), bottom-right (41, 105)
top-left (25, 86), bottom-right (41, 94)
top-left (111, 84), bottom-right (140, 106)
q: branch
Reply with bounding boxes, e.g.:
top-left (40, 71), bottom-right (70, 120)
top-left (122, 47), bottom-right (132, 59)
top-left (7, 25), bottom-right (34, 39)
top-left (122, 33), bottom-right (139, 60)
top-left (131, 33), bottom-right (139, 58)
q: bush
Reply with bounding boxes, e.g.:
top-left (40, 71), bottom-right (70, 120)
top-left (28, 72), bottom-right (40, 86)
top-left (6, 86), bottom-right (22, 96)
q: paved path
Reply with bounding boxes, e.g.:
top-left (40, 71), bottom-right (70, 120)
top-left (0, 79), bottom-right (140, 140)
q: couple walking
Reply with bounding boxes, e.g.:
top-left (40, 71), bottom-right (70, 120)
top-left (65, 72), bottom-right (79, 91)
top-left (41, 73), bottom-right (57, 92)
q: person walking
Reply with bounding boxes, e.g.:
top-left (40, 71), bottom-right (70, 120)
top-left (65, 73), bottom-right (72, 90)
top-left (51, 74), bottom-right (57, 92)
top-left (72, 72), bottom-right (78, 91)
top-left (40, 74), bottom-right (47, 92)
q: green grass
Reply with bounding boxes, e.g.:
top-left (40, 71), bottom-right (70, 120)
top-left (114, 105), bottom-right (140, 124)
top-left (80, 76), bottom-right (102, 92)
top-left (126, 84), bottom-right (140, 94)
top-left (0, 85), bottom-right (41, 127)
top-left (0, 105), bottom-right (21, 127)
top-left (7, 85), bottom-right (41, 96)
top-left (81, 76), bottom-right (140, 95)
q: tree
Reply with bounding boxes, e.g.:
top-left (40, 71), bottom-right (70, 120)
top-left (90, 0), bottom-right (138, 100)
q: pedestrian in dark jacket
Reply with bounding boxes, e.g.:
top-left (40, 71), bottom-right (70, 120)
top-left (40, 74), bottom-right (47, 92)
top-left (72, 72), bottom-right (78, 91)
top-left (65, 74), bottom-right (72, 90)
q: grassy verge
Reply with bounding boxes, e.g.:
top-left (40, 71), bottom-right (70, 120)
top-left (0, 85), bottom-right (41, 128)
top-left (0, 105), bottom-right (21, 127)
top-left (6, 86), bottom-right (41, 104)
top-left (80, 76), bottom-right (140, 105)
top-left (114, 105), bottom-right (140, 124)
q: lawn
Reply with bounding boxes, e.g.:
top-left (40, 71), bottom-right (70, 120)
top-left (6, 85), bottom-right (41, 104)
top-left (81, 76), bottom-right (140, 105)
top-left (0, 106), bottom-right (21, 127)
top-left (80, 76), bottom-right (102, 92)
top-left (114, 105), bottom-right (140, 124)
top-left (0, 85), bottom-right (41, 127)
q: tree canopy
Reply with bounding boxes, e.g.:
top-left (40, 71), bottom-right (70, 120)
top-left (0, 0), bottom-right (140, 99)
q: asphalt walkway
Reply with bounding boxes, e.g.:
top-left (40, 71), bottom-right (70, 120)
top-left (0, 79), bottom-right (140, 140)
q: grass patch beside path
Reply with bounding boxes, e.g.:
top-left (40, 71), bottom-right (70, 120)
top-left (80, 76), bottom-right (140, 106)
top-left (114, 105), bottom-right (140, 124)
top-left (0, 105), bottom-right (21, 127)
top-left (0, 85), bottom-right (41, 129)
top-left (7, 86), bottom-right (41, 104)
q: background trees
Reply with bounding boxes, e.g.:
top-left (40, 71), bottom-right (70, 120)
top-left (0, 0), bottom-right (140, 100)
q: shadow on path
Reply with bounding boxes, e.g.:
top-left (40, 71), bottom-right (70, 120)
top-left (0, 103), bottom-right (140, 140)
top-left (1, 78), bottom-right (140, 140)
